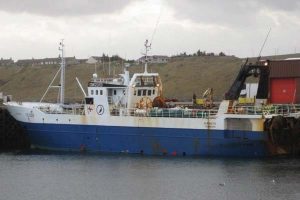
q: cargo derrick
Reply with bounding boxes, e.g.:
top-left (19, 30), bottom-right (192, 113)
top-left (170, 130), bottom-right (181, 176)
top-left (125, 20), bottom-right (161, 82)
top-left (225, 60), bottom-right (269, 100)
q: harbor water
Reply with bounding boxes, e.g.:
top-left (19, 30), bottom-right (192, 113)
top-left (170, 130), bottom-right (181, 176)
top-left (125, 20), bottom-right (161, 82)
top-left (1, 151), bottom-right (300, 200)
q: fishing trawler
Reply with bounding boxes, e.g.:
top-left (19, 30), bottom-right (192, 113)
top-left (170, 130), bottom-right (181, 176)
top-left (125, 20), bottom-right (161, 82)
top-left (4, 40), bottom-right (300, 157)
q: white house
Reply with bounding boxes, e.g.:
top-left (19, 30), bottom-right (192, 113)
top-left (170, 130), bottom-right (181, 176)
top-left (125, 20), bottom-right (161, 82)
top-left (86, 56), bottom-right (102, 64)
top-left (137, 55), bottom-right (169, 64)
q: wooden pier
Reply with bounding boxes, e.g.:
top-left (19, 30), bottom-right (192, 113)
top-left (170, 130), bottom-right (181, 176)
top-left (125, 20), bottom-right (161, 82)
top-left (0, 102), bottom-right (30, 150)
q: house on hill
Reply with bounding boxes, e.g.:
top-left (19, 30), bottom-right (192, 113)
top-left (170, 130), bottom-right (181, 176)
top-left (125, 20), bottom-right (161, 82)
top-left (16, 59), bottom-right (35, 67)
top-left (0, 58), bottom-right (14, 66)
top-left (38, 57), bottom-right (59, 65)
top-left (137, 55), bottom-right (169, 64)
top-left (86, 56), bottom-right (102, 64)
top-left (16, 56), bottom-right (79, 67)
top-left (77, 58), bottom-right (88, 64)
top-left (40, 56), bottom-right (79, 65)
top-left (65, 57), bottom-right (79, 65)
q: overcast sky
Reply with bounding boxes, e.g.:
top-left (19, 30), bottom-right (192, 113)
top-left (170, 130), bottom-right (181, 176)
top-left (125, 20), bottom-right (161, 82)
top-left (0, 0), bottom-right (299, 60)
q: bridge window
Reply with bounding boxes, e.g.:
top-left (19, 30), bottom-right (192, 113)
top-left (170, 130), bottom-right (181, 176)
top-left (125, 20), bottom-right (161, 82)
top-left (147, 90), bottom-right (151, 96)
top-left (114, 90), bottom-right (117, 95)
top-left (100, 90), bottom-right (103, 95)
top-left (153, 89), bottom-right (155, 95)
top-left (137, 90), bottom-right (141, 96)
top-left (91, 90), bottom-right (94, 95)
top-left (143, 89), bottom-right (147, 96)
top-left (96, 90), bottom-right (98, 95)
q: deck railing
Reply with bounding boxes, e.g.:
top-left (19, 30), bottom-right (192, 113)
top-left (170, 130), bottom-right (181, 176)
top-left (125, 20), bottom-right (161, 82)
top-left (110, 108), bottom-right (219, 119)
top-left (112, 104), bottom-right (300, 118)
top-left (227, 104), bottom-right (300, 116)
top-left (38, 103), bottom-right (300, 118)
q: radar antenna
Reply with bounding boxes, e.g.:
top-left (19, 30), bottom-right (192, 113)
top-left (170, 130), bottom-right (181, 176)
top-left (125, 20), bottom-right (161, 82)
top-left (142, 39), bottom-right (151, 73)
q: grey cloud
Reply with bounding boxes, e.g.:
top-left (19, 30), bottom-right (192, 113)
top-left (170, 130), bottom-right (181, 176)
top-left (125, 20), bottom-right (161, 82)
top-left (0, 0), bottom-right (138, 16)
top-left (166, 0), bottom-right (300, 27)
top-left (261, 0), bottom-right (300, 12)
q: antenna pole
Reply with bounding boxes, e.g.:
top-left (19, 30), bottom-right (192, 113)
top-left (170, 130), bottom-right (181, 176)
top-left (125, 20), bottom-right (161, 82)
top-left (59, 39), bottom-right (65, 104)
top-left (109, 56), bottom-right (111, 76)
top-left (144, 39), bottom-right (151, 73)
top-left (257, 28), bottom-right (271, 63)
top-left (150, 6), bottom-right (162, 45)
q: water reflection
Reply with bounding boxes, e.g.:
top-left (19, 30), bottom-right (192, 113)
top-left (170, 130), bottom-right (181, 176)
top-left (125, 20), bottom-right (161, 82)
top-left (0, 152), bottom-right (300, 200)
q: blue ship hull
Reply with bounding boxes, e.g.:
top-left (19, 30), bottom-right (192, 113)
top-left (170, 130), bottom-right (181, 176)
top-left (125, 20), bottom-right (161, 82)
top-left (21, 122), bottom-right (270, 157)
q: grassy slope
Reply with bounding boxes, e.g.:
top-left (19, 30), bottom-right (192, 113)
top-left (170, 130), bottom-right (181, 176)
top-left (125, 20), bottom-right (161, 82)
top-left (0, 53), bottom-right (298, 102)
top-left (150, 56), bottom-right (242, 100)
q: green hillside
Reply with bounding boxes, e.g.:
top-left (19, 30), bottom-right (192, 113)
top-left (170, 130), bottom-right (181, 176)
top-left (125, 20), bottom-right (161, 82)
top-left (0, 54), bottom-right (299, 102)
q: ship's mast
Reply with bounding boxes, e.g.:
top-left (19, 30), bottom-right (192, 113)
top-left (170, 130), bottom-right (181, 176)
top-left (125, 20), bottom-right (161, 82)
top-left (143, 39), bottom-right (151, 73)
top-left (59, 40), bottom-right (65, 104)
